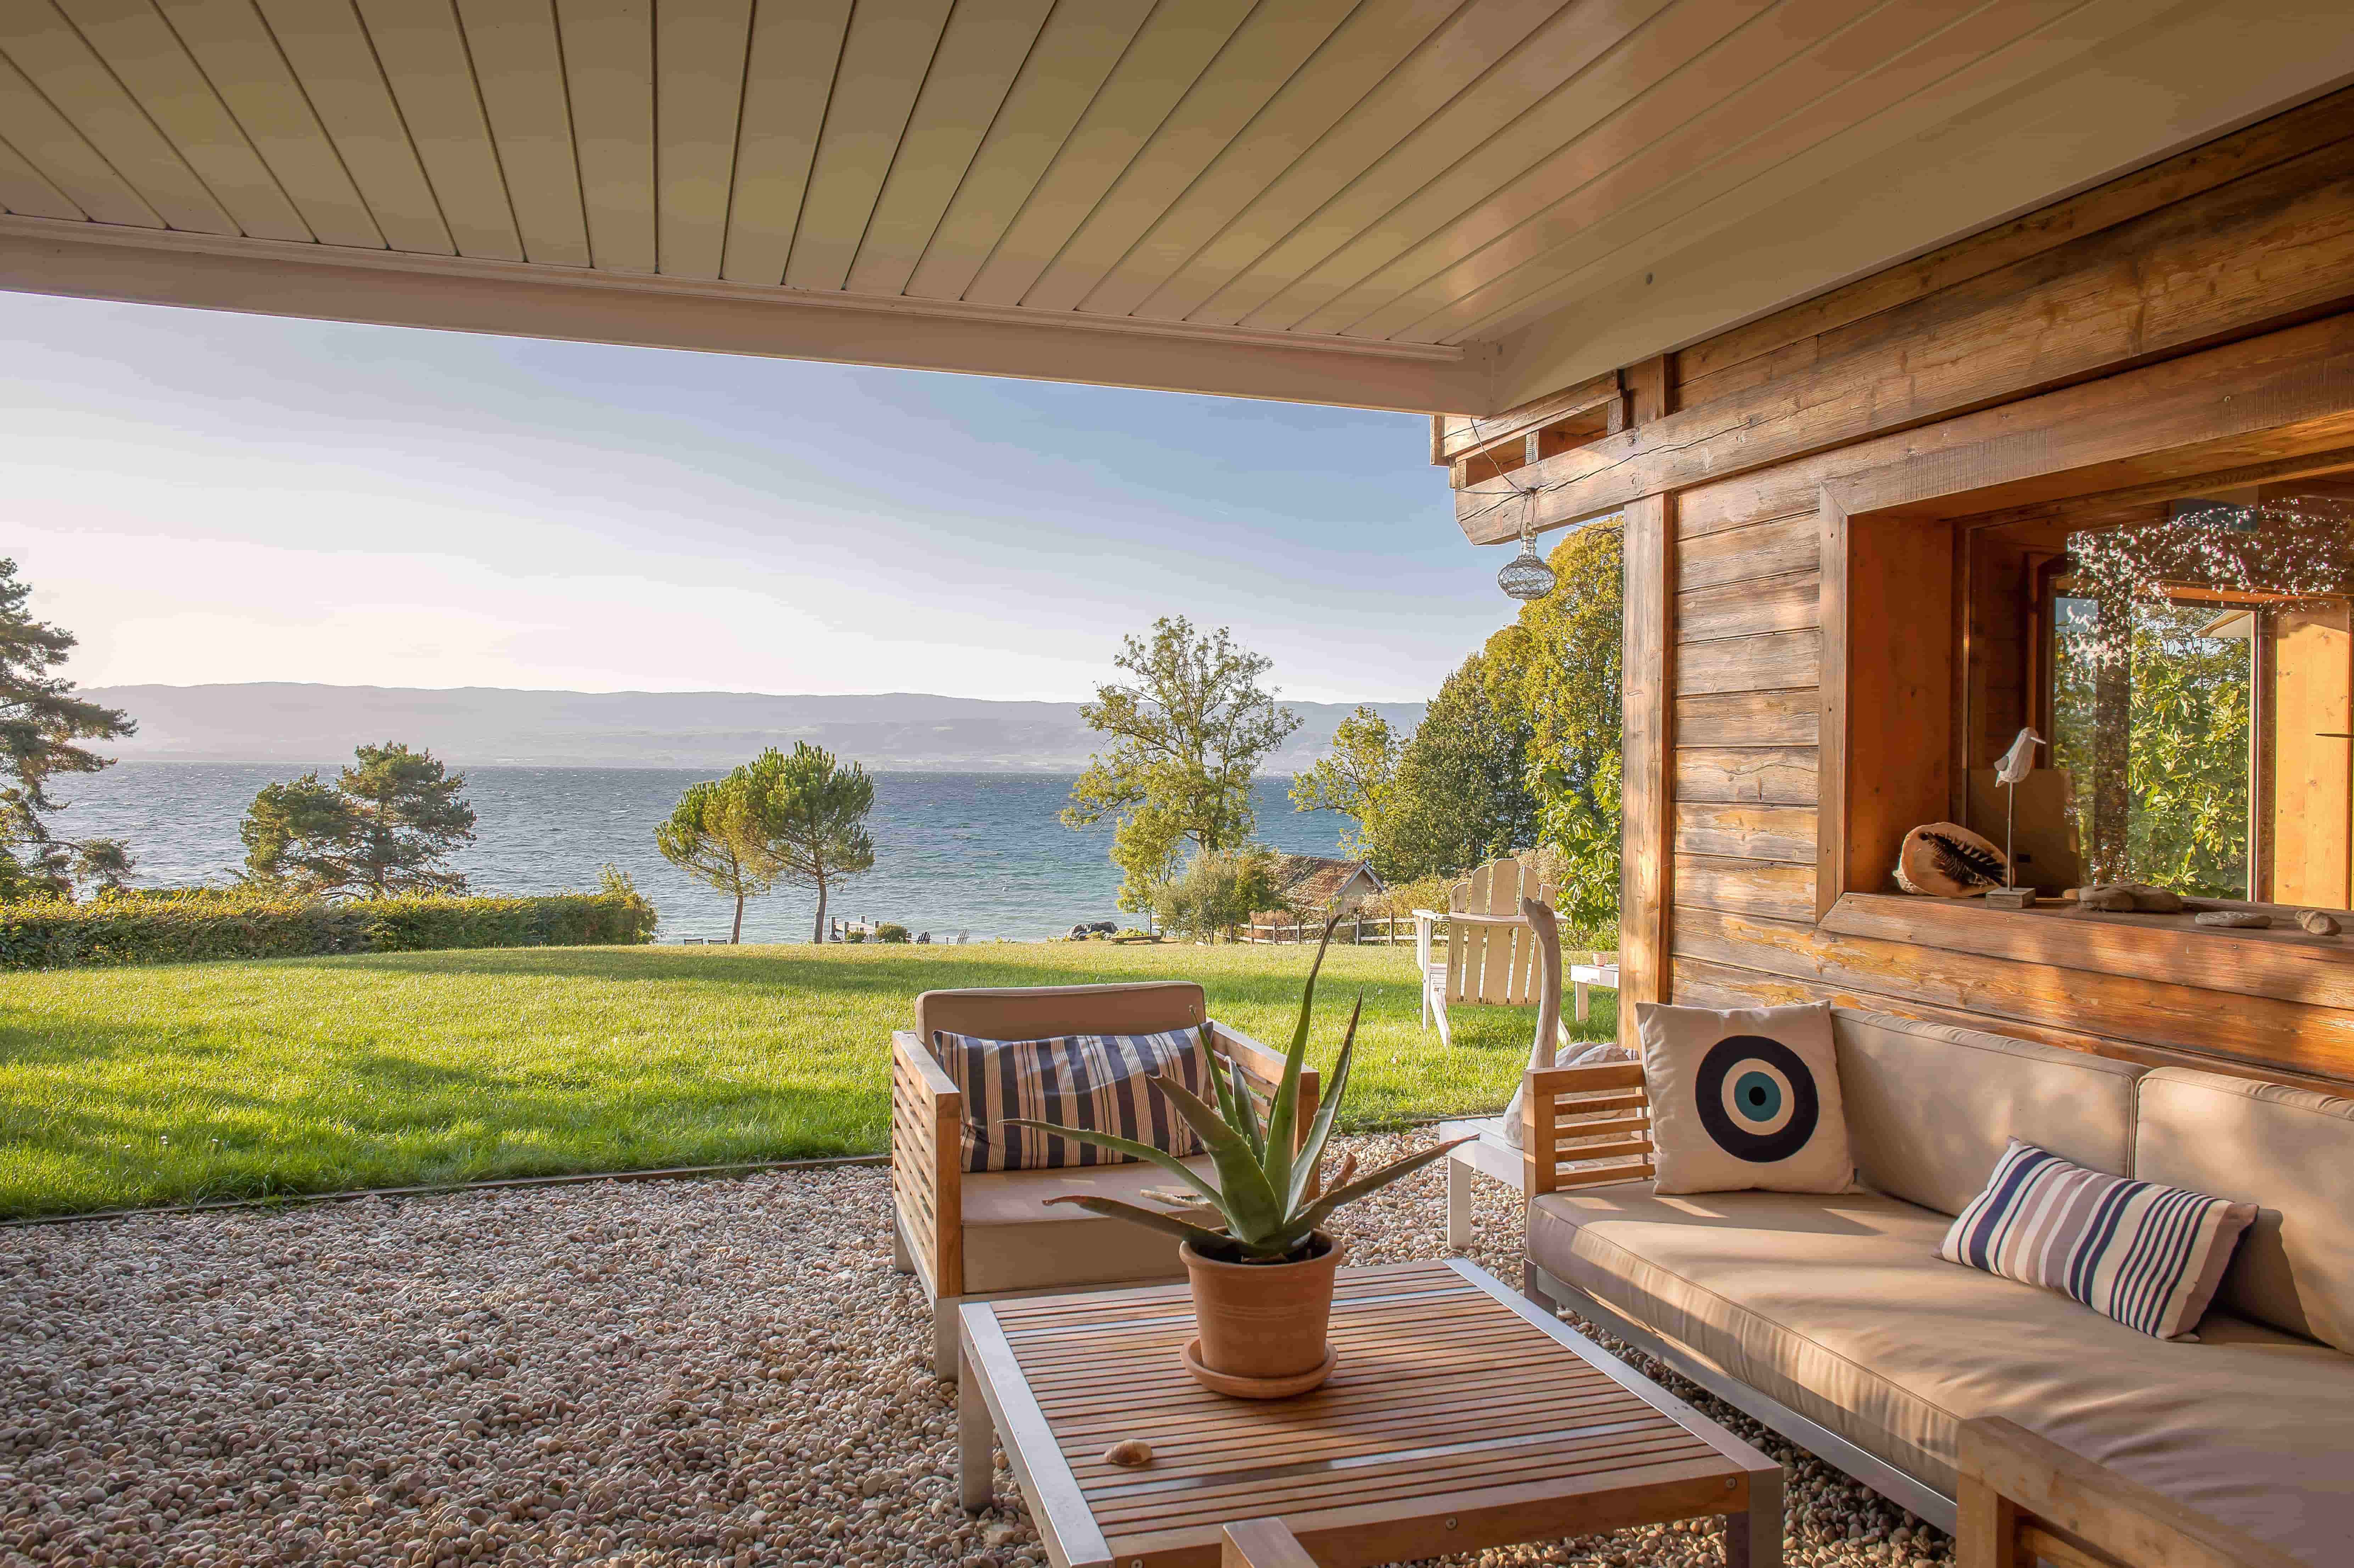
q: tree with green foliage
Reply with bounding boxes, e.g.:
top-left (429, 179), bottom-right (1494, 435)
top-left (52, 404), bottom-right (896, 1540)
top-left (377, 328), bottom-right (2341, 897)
top-left (737, 742), bottom-right (876, 945)
top-left (241, 743), bottom-right (476, 896)
top-left (655, 778), bottom-right (772, 943)
top-left (1151, 846), bottom-right (1288, 943)
top-left (1289, 706), bottom-right (1400, 861)
top-left (0, 559), bottom-right (135, 901)
top-left (1064, 617), bottom-right (1301, 911)
top-left (1374, 648), bottom-right (1542, 884)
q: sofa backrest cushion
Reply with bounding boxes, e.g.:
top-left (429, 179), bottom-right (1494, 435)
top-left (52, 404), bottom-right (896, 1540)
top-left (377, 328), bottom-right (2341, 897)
top-left (1830, 1009), bottom-right (2145, 1216)
top-left (2133, 1068), bottom-right (2354, 1352)
top-left (917, 982), bottom-right (1205, 1054)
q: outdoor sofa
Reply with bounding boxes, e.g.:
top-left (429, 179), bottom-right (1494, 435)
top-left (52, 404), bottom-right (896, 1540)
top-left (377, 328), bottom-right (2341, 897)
top-left (1518, 1008), bottom-right (2352, 1566)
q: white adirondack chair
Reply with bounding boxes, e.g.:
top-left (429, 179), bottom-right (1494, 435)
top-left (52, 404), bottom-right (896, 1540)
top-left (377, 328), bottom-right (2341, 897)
top-left (1413, 855), bottom-right (1566, 1047)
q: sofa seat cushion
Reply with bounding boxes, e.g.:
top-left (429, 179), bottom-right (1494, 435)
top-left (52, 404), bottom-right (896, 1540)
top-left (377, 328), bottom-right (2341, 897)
top-left (959, 1154), bottom-right (1217, 1295)
top-left (1530, 1184), bottom-right (2354, 1563)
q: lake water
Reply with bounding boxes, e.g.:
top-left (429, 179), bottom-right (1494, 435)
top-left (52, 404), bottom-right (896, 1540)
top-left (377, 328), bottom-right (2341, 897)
top-left (54, 763), bottom-right (1353, 943)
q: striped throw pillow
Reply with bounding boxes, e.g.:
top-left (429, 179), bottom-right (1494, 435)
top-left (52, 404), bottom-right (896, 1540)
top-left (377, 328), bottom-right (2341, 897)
top-left (1939, 1140), bottom-right (2257, 1340)
top-left (933, 1027), bottom-right (1212, 1174)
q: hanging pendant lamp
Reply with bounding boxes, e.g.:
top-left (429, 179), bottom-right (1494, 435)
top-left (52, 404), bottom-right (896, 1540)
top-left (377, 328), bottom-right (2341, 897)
top-left (1496, 499), bottom-right (1556, 602)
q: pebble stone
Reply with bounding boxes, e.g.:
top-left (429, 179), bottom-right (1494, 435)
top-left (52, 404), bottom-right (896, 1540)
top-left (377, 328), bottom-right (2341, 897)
top-left (0, 1135), bottom-right (1951, 1567)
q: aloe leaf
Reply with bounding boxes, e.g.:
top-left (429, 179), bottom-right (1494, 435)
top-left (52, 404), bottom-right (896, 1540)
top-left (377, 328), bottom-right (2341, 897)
top-left (1203, 1024), bottom-right (1249, 1151)
top-left (1284, 993), bottom-right (1361, 1215)
top-left (1147, 1074), bottom-right (1283, 1243)
top-left (1041, 1195), bottom-right (1233, 1250)
top-left (1001, 1120), bottom-right (1223, 1208)
top-left (1262, 913), bottom-right (1342, 1203)
top-left (1279, 1135), bottom-right (1479, 1247)
top-left (1227, 1054), bottom-right (1265, 1161)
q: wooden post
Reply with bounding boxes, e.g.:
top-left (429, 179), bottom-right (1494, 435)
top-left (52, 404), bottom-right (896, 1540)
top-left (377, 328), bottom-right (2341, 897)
top-left (1620, 490), bottom-right (1676, 1046)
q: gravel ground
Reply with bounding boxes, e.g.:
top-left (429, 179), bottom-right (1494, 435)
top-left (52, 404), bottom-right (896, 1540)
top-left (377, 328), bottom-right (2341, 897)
top-left (0, 1133), bottom-right (1951, 1568)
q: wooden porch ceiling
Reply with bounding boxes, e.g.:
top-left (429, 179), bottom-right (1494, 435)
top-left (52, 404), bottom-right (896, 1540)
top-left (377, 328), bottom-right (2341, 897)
top-left (0, 1), bottom-right (2349, 414)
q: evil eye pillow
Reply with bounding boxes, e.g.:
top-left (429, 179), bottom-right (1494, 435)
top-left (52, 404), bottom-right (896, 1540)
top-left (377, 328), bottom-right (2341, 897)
top-left (1635, 1000), bottom-right (1854, 1195)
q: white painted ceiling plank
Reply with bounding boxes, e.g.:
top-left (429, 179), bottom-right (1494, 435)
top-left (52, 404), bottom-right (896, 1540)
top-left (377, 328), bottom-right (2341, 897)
top-left (251, 0), bottom-right (455, 253)
top-left (0, 0), bottom-right (237, 231)
top-left (1345, 0), bottom-right (2013, 341)
top-left (57, 0), bottom-right (311, 239)
top-left (1137, 0), bottom-right (1571, 326)
top-left (958, 0), bottom-right (1252, 307)
top-left (0, 128), bottom-right (86, 216)
top-left (1077, 0), bottom-right (1465, 321)
top-left (555, 0), bottom-right (654, 271)
top-left (151, 0), bottom-right (383, 247)
top-left (452, 0), bottom-right (588, 265)
top-left (1434, 0), bottom-right (2112, 346)
top-left (716, 0), bottom-right (849, 286)
top-left (354, 0), bottom-right (523, 259)
top-left (1018, 0), bottom-right (1360, 314)
top-left (898, 0), bottom-right (1151, 302)
top-left (654, 0), bottom-right (750, 280)
top-left (0, 49), bottom-right (161, 223)
top-left (784, 0), bottom-right (953, 293)
top-left (844, 0), bottom-right (1051, 297)
top-left (1235, 0), bottom-right (1771, 334)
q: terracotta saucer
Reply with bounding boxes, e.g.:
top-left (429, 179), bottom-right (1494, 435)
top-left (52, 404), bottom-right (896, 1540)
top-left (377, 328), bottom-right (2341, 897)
top-left (1179, 1338), bottom-right (1337, 1399)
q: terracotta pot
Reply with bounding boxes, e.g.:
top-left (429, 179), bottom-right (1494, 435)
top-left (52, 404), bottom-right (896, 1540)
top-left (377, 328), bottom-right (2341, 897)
top-left (1179, 1232), bottom-right (1343, 1391)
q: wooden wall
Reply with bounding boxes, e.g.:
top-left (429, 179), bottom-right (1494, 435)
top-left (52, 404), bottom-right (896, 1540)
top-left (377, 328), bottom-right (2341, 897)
top-left (1452, 86), bottom-right (2354, 1092)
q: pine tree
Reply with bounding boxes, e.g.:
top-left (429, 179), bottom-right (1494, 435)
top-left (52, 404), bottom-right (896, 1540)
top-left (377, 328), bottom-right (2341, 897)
top-left (0, 558), bottom-right (134, 900)
top-left (654, 778), bottom-right (772, 943)
top-left (739, 743), bottom-right (875, 945)
top-left (241, 743), bottom-right (476, 896)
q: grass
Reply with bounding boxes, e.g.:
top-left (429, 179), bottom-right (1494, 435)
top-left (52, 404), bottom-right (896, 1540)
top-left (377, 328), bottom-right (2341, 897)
top-left (0, 940), bottom-right (1613, 1220)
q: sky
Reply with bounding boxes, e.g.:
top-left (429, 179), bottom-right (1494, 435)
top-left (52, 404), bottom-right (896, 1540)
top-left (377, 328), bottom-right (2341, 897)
top-left (0, 291), bottom-right (1518, 705)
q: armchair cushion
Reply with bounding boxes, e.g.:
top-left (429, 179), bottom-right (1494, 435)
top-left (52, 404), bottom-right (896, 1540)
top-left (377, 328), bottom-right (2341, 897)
top-left (935, 1026), bottom-right (1212, 1172)
top-left (961, 1155), bottom-right (1220, 1295)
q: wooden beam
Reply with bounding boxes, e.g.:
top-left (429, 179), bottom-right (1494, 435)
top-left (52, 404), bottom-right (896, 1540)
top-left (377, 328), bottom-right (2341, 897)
top-left (1432, 369), bottom-right (1619, 464)
top-left (1459, 132), bottom-right (2354, 539)
top-left (0, 214), bottom-right (1491, 415)
top-left (1620, 491), bottom-right (1675, 1043)
top-left (1623, 353), bottom-right (1672, 425)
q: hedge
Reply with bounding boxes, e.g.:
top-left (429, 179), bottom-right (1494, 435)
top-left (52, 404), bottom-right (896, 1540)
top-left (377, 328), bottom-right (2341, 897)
top-left (0, 889), bottom-right (658, 971)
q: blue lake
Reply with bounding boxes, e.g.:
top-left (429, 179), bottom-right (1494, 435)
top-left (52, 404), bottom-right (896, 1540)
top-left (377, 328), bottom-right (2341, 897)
top-left (55, 763), bottom-right (1352, 943)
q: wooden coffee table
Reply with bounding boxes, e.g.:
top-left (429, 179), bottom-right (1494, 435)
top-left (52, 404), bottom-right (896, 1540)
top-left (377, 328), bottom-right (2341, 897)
top-left (956, 1259), bottom-right (1782, 1568)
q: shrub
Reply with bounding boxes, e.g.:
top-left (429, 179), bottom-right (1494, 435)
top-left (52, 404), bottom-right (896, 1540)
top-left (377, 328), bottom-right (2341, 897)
top-left (843, 928), bottom-right (867, 943)
top-left (0, 886), bottom-right (658, 971)
top-left (1151, 847), bottom-right (1288, 943)
top-left (872, 923), bottom-right (910, 943)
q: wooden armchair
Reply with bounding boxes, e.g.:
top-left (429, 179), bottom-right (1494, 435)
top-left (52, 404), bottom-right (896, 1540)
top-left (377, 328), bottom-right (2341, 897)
top-left (1520, 1058), bottom-right (1657, 1198)
top-left (1956, 1418), bottom-right (2302, 1568)
top-left (892, 980), bottom-right (1317, 1378)
top-left (1415, 855), bottom-right (1576, 1046)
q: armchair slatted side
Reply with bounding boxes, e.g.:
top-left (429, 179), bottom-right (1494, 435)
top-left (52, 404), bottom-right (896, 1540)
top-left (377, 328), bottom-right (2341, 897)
top-left (1520, 1061), bottom-right (1654, 1195)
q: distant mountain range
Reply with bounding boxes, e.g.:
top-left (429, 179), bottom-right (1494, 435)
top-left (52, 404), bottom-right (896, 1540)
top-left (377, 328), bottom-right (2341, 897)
top-left (80, 684), bottom-right (1427, 774)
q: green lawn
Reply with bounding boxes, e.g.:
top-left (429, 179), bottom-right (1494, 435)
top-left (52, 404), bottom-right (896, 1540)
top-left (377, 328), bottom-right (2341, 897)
top-left (0, 941), bottom-right (1613, 1219)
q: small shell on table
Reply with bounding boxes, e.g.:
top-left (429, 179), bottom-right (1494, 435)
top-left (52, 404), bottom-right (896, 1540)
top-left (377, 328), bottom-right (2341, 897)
top-left (1103, 1439), bottom-right (1154, 1468)
top-left (2300, 910), bottom-right (2342, 936)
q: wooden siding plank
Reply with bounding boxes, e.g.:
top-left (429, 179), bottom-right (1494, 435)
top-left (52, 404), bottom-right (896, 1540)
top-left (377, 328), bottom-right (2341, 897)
top-left (1675, 906), bottom-right (2354, 1081)
top-left (152, 0), bottom-right (383, 247)
top-left (354, 0), bottom-right (525, 260)
top-left (1247, 0), bottom-right (1772, 335)
top-left (554, 0), bottom-right (654, 272)
top-left (1677, 514), bottom-right (1818, 590)
top-left (1673, 628), bottom-right (1820, 696)
top-left (897, 0), bottom-right (1149, 301)
top-left (958, 0), bottom-right (1252, 307)
top-left (1071, 0), bottom-right (1458, 321)
top-left (452, 0), bottom-right (589, 266)
top-left (1620, 492), bottom-right (1672, 1040)
top-left (845, 0), bottom-right (1052, 297)
top-left (0, 49), bottom-right (159, 224)
top-left (1139, 0), bottom-right (1568, 326)
top-left (1463, 125), bottom-right (2354, 542)
top-left (1677, 88), bottom-right (2354, 397)
top-left (783, 0), bottom-right (953, 293)
top-left (1201, 0), bottom-right (1677, 331)
top-left (652, 0), bottom-right (751, 279)
top-left (1679, 573), bottom-right (1819, 643)
top-left (1674, 855), bottom-right (1816, 921)
top-left (55, 0), bottom-right (310, 239)
top-left (1433, 370), bottom-right (1621, 466)
top-left (0, 127), bottom-right (83, 217)
top-left (253, 0), bottom-right (454, 254)
top-left (0, 1), bottom-right (232, 231)
top-left (714, 0), bottom-right (848, 285)
top-left (1017, 0), bottom-right (1360, 316)
top-left (1674, 803), bottom-right (1818, 864)
top-left (1676, 747), bottom-right (1817, 807)
top-left (1675, 690), bottom-right (1818, 748)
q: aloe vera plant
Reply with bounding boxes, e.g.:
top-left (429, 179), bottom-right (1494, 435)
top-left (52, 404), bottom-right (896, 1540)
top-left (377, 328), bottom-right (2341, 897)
top-left (1008, 918), bottom-right (1474, 1262)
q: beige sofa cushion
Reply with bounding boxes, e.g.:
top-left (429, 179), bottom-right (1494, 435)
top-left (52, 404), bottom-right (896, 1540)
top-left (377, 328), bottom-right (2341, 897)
top-left (2134, 1069), bottom-right (2354, 1354)
top-left (1831, 1009), bottom-right (2144, 1215)
top-left (958, 1154), bottom-right (1215, 1296)
top-left (1529, 1184), bottom-right (2353, 1563)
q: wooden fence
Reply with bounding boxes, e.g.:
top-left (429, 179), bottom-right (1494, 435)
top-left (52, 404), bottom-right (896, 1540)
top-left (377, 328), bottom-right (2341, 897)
top-left (1242, 915), bottom-right (1421, 946)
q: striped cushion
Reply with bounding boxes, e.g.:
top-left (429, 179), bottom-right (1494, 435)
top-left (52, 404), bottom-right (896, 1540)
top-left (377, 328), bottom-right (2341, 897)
top-left (933, 1027), bottom-right (1212, 1174)
top-left (1938, 1139), bottom-right (2258, 1340)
